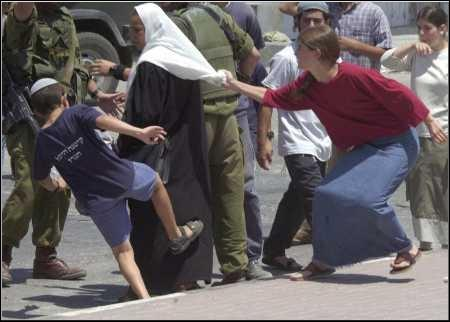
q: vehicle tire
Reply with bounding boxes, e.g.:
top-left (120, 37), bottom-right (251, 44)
top-left (77, 32), bottom-right (120, 93)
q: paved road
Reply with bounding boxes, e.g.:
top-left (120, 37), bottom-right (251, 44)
top-left (2, 25), bottom-right (448, 320)
top-left (42, 249), bottom-right (449, 320)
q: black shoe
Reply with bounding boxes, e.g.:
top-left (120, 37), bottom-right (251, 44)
top-left (169, 220), bottom-right (204, 255)
top-left (212, 269), bottom-right (245, 287)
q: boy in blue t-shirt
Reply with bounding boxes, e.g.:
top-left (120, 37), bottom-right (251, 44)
top-left (30, 78), bottom-right (204, 299)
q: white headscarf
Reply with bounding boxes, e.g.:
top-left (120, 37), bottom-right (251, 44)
top-left (127, 3), bottom-right (226, 91)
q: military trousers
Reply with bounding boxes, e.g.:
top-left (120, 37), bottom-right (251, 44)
top-left (2, 122), bottom-right (71, 248)
top-left (204, 113), bottom-right (248, 275)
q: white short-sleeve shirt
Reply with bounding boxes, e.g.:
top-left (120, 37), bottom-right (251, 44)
top-left (262, 44), bottom-right (332, 161)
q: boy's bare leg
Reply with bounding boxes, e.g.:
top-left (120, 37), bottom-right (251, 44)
top-left (151, 176), bottom-right (193, 240)
top-left (112, 241), bottom-right (150, 299)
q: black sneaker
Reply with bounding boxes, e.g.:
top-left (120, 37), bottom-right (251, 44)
top-left (169, 220), bottom-right (204, 255)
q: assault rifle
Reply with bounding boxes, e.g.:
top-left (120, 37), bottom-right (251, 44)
top-left (2, 64), bottom-right (40, 135)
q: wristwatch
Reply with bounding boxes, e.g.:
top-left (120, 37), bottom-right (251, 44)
top-left (89, 89), bottom-right (99, 99)
top-left (109, 64), bottom-right (126, 81)
top-left (267, 130), bottom-right (275, 141)
top-left (108, 64), bottom-right (118, 76)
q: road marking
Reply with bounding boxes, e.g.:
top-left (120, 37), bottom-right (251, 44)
top-left (53, 292), bottom-right (186, 318)
top-left (361, 257), bottom-right (395, 265)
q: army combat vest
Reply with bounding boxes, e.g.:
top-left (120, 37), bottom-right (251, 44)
top-left (177, 6), bottom-right (239, 102)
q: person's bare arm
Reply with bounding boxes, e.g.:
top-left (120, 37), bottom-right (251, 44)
top-left (238, 47), bottom-right (261, 80)
top-left (95, 114), bottom-right (167, 144)
top-left (393, 42), bottom-right (433, 58)
top-left (89, 59), bottom-right (131, 80)
top-left (278, 2), bottom-right (299, 16)
top-left (222, 70), bottom-right (267, 103)
top-left (424, 113), bottom-right (448, 144)
top-left (13, 2), bottom-right (34, 22)
top-left (339, 37), bottom-right (387, 62)
top-left (256, 106), bottom-right (273, 170)
top-left (38, 176), bottom-right (67, 192)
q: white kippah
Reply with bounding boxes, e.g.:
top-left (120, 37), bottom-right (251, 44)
top-left (30, 78), bottom-right (59, 96)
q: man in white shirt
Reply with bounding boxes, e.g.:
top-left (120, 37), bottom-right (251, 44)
top-left (258, 2), bottom-right (332, 271)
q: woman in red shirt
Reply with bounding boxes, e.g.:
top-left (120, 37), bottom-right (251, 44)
top-left (222, 25), bottom-right (447, 279)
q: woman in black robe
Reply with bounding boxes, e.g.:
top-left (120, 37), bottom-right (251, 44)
top-left (117, 3), bottom-right (218, 295)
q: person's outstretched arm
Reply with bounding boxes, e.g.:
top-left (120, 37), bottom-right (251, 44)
top-left (222, 70), bottom-right (267, 103)
top-left (95, 114), bottom-right (167, 144)
top-left (89, 59), bottom-right (131, 81)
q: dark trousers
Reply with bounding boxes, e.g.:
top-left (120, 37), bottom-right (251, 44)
top-left (263, 154), bottom-right (325, 258)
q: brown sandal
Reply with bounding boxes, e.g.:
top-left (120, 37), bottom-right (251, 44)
top-left (390, 249), bottom-right (421, 274)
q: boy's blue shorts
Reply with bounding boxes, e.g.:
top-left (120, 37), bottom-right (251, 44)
top-left (89, 161), bottom-right (157, 248)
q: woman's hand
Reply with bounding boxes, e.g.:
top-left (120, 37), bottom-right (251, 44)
top-left (137, 126), bottom-right (167, 145)
top-left (414, 42), bottom-right (433, 56)
top-left (425, 114), bottom-right (447, 144)
top-left (220, 70), bottom-right (237, 90)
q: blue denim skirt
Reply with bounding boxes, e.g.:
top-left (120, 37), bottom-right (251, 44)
top-left (312, 128), bottom-right (420, 267)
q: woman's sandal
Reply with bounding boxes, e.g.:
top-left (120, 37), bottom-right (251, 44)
top-left (390, 249), bottom-right (421, 274)
top-left (169, 220), bottom-right (204, 255)
top-left (262, 256), bottom-right (303, 272)
top-left (289, 262), bottom-right (335, 281)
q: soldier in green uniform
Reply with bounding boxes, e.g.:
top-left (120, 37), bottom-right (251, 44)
top-left (1, 2), bottom-right (123, 285)
top-left (170, 3), bottom-right (261, 284)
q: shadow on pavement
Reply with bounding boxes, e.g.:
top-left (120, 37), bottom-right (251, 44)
top-left (7, 284), bottom-right (129, 315)
top-left (276, 273), bottom-right (414, 285)
top-left (1, 305), bottom-right (44, 320)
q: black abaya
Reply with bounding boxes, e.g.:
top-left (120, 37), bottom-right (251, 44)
top-left (118, 62), bottom-right (213, 294)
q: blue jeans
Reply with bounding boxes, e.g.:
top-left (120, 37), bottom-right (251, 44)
top-left (235, 109), bottom-right (263, 262)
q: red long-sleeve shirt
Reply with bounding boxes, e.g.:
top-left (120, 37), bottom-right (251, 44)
top-left (262, 62), bottom-right (430, 150)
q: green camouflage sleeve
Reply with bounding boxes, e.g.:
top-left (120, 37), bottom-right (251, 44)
top-left (54, 12), bottom-right (79, 86)
top-left (3, 6), bottom-right (38, 83)
top-left (171, 14), bottom-right (195, 43)
top-left (4, 5), bottom-right (36, 50)
top-left (219, 10), bottom-right (254, 62)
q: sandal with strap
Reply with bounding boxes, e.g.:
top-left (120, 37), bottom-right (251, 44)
top-left (289, 262), bottom-right (335, 281)
top-left (262, 256), bottom-right (303, 272)
top-left (169, 220), bottom-right (204, 255)
top-left (390, 249), bottom-right (421, 274)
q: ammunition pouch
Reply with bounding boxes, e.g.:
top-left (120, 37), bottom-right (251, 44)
top-left (70, 66), bottom-right (90, 105)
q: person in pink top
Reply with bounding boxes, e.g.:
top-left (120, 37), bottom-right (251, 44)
top-left (222, 24), bottom-right (447, 280)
